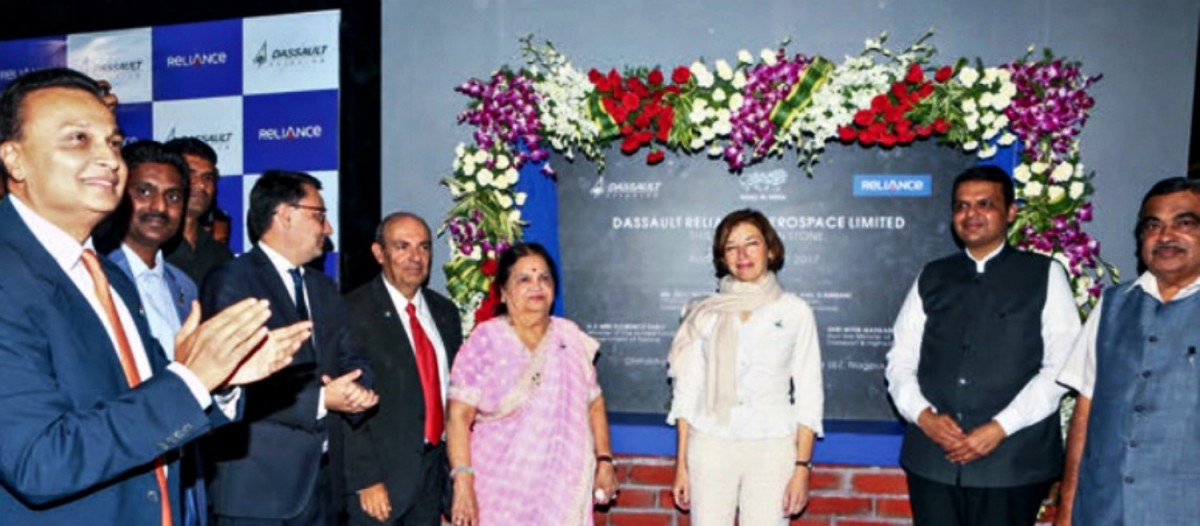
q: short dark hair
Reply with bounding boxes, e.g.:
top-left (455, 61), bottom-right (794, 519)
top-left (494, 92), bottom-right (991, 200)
top-left (0, 68), bottom-right (106, 183)
top-left (246, 169), bottom-right (322, 244)
top-left (164, 136), bottom-right (218, 167)
top-left (1136, 176), bottom-right (1200, 240)
top-left (493, 242), bottom-right (559, 317)
top-left (711, 208), bottom-right (786, 278)
top-left (122, 140), bottom-right (190, 189)
top-left (952, 165), bottom-right (1015, 208)
top-left (375, 211), bottom-right (431, 244)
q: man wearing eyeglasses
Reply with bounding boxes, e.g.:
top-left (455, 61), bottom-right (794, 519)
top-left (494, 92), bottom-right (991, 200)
top-left (200, 169), bottom-right (378, 526)
top-left (1056, 177), bottom-right (1200, 526)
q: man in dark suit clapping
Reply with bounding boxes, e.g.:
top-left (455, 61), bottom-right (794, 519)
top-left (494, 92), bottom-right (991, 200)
top-left (201, 169), bottom-right (378, 526)
top-left (344, 212), bottom-right (463, 526)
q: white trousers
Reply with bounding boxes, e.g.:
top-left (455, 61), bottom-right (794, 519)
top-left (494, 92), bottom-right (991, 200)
top-left (687, 429), bottom-right (795, 526)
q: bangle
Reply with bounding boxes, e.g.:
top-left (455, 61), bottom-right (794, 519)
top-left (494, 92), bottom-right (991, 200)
top-left (450, 466), bottom-right (475, 479)
top-left (795, 459), bottom-right (813, 470)
top-left (596, 454), bottom-right (616, 466)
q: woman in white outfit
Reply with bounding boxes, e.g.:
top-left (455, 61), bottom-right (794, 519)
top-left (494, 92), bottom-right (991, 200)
top-left (668, 208), bottom-right (824, 526)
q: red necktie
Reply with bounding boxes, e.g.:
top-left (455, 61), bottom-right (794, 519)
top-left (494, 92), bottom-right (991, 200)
top-left (80, 249), bottom-right (174, 526)
top-left (406, 302), bottom-right (444, 444)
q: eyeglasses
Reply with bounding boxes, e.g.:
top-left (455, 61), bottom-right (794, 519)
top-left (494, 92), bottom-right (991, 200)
top-left (289, 203), bottom-right (328, 223)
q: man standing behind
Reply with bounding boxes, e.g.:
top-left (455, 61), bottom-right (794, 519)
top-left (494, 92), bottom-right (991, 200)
top-left (344, 212), bottom-right (463, 525)
top-left (1056, 177), bottom-right (1200, 525)
top-left (105, 140), bottom-right (208, 526)
top-left (0, 67), bottom-right (308, 525)
top-left (165, 137), bottom-right (233, 285)
top-left (885, 166), bottom-right (1081, 526)
top-left (201, 169), bottom-right (378, 526)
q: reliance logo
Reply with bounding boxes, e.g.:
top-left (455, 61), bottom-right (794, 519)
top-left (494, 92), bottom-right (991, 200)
top-left (853, 175), bottom-right (933, 197)
top-left (258, 124), bottom-right (323, 141)
top-left (166, 51), bottom-right (228, 68)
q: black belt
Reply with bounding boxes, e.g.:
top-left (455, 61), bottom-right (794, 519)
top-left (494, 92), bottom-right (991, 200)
top-left (422, 441), bottom-right (442, 454)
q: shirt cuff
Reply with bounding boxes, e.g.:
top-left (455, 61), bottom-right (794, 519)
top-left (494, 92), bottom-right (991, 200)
top-left (214, 388), bottom-right (242, 420)
top-left (318, 387), bottom-right (328, 420)
top-left (168, 362), bottom-right (212, 410)
top-left (992, 409), bottom-right (1020, 436)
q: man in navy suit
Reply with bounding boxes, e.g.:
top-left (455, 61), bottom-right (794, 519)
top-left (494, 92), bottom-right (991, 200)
top-left (201, 169), bottom-right (378, 526)
top-left (0, 68), bottom-right (310, 526)
top-left (105, 140), bottom-right (209, 526)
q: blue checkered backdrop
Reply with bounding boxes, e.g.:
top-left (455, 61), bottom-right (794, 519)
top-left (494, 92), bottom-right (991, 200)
top-left (0, 9), bottom-right (342, 276)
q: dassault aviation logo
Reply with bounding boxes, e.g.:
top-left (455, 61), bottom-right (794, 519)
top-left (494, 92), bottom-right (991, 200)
top-left (252, 41), bottom-right (329, 68)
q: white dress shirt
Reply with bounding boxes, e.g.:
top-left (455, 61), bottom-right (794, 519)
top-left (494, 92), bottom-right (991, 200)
top-left (885, 244), bottom-right (1082, 436)
top-left (121, 244), bottom-right (183, 360)
top-left (1058, 272), bottom-right (1200, 398)
top-left (9, 195), bottom-right (212, 409)
top-left (667, 292), bottom-right (824, 439)
top-left (381, 279), bottom-right (451, 409)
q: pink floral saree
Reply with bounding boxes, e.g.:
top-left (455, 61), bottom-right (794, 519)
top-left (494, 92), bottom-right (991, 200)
top-left (448, 316), bottom-right (602, 526)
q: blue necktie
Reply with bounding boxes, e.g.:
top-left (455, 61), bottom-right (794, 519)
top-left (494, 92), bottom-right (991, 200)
top-left (288, 268), bottom-right (309, 321)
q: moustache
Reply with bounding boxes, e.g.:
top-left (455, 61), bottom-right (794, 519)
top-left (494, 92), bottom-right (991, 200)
top-left (136, 212), bottom-right (171, 225)
top-left (1152, 242), bottom-right (1186, 254)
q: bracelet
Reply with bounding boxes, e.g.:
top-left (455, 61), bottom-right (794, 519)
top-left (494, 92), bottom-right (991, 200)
top-left (795, 459), bottom-right (813, 470)
top-left (449, 466), bottom-right (475, 479)
top-left (596, 454), bottom-right (616, 466)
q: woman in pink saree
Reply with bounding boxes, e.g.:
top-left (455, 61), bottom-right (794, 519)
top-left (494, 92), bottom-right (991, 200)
top-left (446, 243), bottom-right (618, 526)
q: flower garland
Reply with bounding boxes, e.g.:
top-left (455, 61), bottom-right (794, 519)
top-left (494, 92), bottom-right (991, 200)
top-left (440, 33), bottom-right (1115, 327)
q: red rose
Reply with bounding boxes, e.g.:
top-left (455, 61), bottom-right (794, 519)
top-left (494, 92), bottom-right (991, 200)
top-left (602, 97), bottom-right (625, 122)
top-left (607, 69), bottom-right (621, 88)
top-left (916, 125), bottom-right (933, 137)
top-left (480, 259), bottom-right (498, 276)
top-left (620, 135), bottom-right (641, 154)
top-left (621, 91), bottom-right (641, 112)
top-left (898, 130), bottom-right (917, 144)
top-left (935, 66), bottom-right (953, 83)
top-left (647, 69), bottom-right (664, 86)
top-left (588, 69), bottom-right (609, 92)
top-left (884, 108), bottom-right (904, 123)
top-left (859, 132), bottom-right (877, 146)
top-left (933, 118), bottom-right (950, 134)
top-left (867, 122), bottom-right (887, 136)
top-left (672, 66), bottom-right (691, 85)
top-left (635, 111), bottom-right (653, 129)
top-left (627, 77), bottom-right (649, 98)
top-left (664, 85), bottom-right (681, 96)
top-left (634, 130), bottom-right (654, 145)
top-left (620, 124), bottom-right (633, 135)
top-left (895, 119), bottom-right (912, 133)
top-left (890, 82), bottom-right (908, 100)
top-left (905, 63), bottom-right (924, 84)
top-left (853, 109), bottom-right (874, 127)
top-left (918, 83), bottom-right (934, 98)
top-left (646, 150), bottom-right (665, 164)
top-left (879, 134), bottom-right (897, 147)
top-left (656, 112), bottom-right (673, 142)
top-left (837, 125), bottom-right (857, 142)
top-left (871, 94), bottom-right (889, 113)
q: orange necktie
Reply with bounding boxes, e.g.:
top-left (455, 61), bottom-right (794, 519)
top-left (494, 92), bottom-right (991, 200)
top-left (80, 249), bottom-right (174, 526)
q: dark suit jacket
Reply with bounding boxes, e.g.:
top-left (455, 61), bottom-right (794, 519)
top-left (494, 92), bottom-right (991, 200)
top-left (0, 199), bottom-right (229, 525)
top-left (343, 277), bottom-right (462, 519)
top-left (200, 244), bottom-right (372, 520)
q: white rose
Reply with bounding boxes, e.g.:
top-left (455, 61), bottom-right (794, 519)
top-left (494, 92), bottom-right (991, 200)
top-left (495, 154), bottom-right (510, 170)
top-left (497, 192), bottom-right (513, 209)
top-left (958, 67), bottom-right (979, 87)
top-left (506, 168), bottom-right (519, 185)
top-left (991, 95), bottom-right (1011, 111)
top-left (691, 61), bottom-right (711, 80)
top-left (712, 88), bottom-right (727, 103)
top-left (462, 160), bottom-right (476, 177)
top-left (729, 93), bottom-right (745, 110)
top-left (982, 127), bottom-right (999, 140)
top-left (455, 143), bottom-right (466, 157)
top-left (1075, 163), bottom-right (1086, 179)
top-left (1069, 181), bottom-right (1086, 199)
top-left (477, 168), bottom-right (495, 187)
top-left (715, 59), bottom-right (733, 80)
top-left (700, 126), bottom-right (716, 141)
top-left (979, 93), bottom-right (994, 108)
top-left (694, 98), bottom-right (709, 111)
top-left (469, 246), bottom-right (482, 260)
top-left (689, 108), bottom-right (708, 124)
top-left (982, 68), bottom-right (999, 84)
top-left (961, 99), bottom-right (978, 113)
top-left (760, 48), bottom-right (777, 65)
top-left (1013, 164), bottom-right (1032, 183)
top-left (997, 69), bottom-right (1013, 83)
top-left (732, 71), bottom-right (747, 90)
top-left (713, 118), bottom-right (732, 135)
top-left (452, 158), bottom-right (461, 171)
top-left (998, 132), bottom-right (1017, 146)
top-left (690, 137), bottom-right (706, 150)
top-left (980, 112), bottom-right (996, 125)
top-left (708, 145), bottom-right (723, 157)
top-left (464, 181), bottom-right (476, 193)
top-left (1023, 181), bottom-right (1044, 198)
top-left (1031, 161), bottom-right (1048, 174)
top-left (492, 173), bottom-right (509, 190)
top-left (473, 150), bottom-right (488, 164)
top-left (999, 81), bottom-right (1017, 98)
top-left (963, 140), bottom-right (979, 150)
top-left (978, 144), bottom-right (998, 159)
top-left (515, 192), bottom-right (528, 206)
top-left (1047, 184), bottom-right (1066, 202)
top-left (738, 49), bottom-right (753, 64)
top-left (716, 108), bottom-right (731, 121)
top-left (509, 209), bottom-right (522, 223)
top-left (994, 115), bottom-right (1010, 129)
top-left (1051, 162), bottom-right (1074, 182)
top-left (449, 185), bottom-right (462, 197)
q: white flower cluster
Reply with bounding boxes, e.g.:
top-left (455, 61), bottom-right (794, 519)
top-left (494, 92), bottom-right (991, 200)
top-left (782, 54), bottom-right (901, 167)
top-left (448, 143), bottom-right (528, 211)
top-left (954, 67), bottom-right (1018, 158)
top-left (1012, 159), bottom-right (1088, 203)
top-left (529, 49), bottom-right (600, 162)
top-left (686, 57), bottom-right (747, 152)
